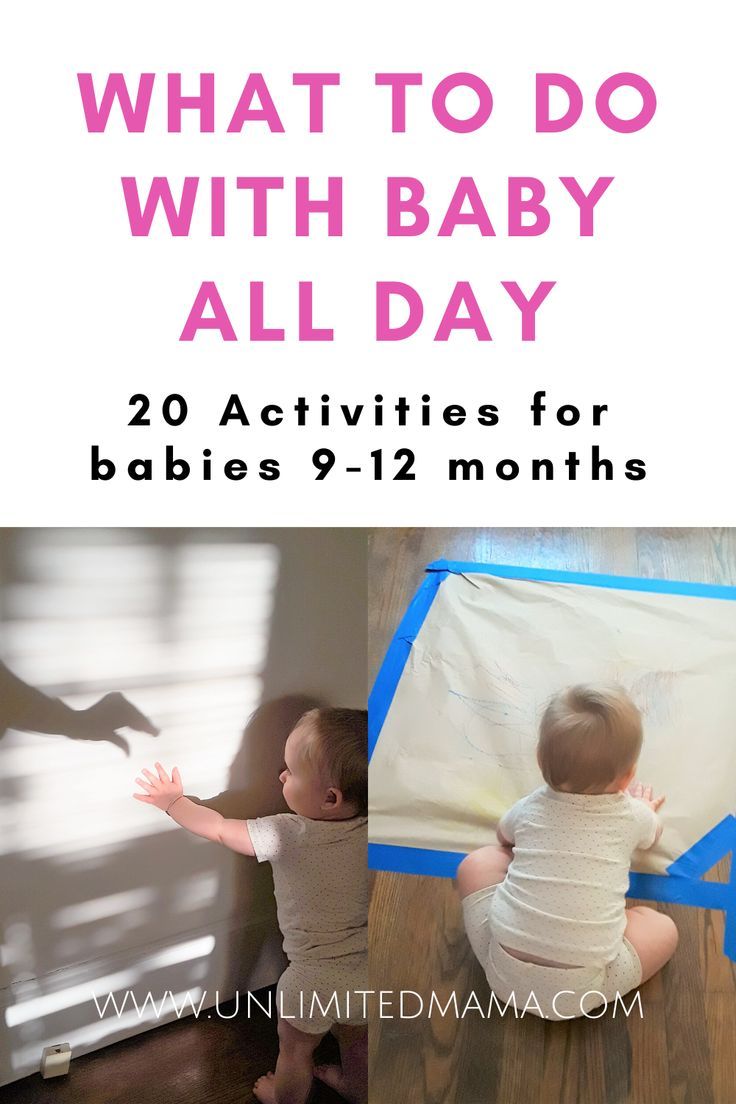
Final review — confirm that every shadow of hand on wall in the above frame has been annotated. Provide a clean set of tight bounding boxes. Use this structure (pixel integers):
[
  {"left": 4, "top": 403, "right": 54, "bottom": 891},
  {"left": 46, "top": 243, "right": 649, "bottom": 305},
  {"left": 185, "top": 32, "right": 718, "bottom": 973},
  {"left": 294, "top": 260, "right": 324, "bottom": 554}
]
[{"left": 0, "top": 661, "right": 159, "bottom": 757}]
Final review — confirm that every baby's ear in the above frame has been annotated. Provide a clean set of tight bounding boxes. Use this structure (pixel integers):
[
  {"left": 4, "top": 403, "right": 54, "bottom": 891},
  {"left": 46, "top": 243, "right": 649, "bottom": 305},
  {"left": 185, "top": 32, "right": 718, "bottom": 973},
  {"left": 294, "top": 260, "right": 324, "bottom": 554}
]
[{"left": 324, "top": 787, "right": 343, "bottom": 808}]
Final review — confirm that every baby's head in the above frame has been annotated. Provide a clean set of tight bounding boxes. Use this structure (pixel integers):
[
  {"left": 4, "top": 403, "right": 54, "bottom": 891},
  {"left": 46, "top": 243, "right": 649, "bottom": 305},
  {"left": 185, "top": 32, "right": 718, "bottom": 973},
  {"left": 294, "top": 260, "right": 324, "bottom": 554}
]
[
  {"left": 279, "top": 707, "right": 368, "bottom": 820},
  {"left": 537, "top": 684, "right": 642, "bottom": 795}
]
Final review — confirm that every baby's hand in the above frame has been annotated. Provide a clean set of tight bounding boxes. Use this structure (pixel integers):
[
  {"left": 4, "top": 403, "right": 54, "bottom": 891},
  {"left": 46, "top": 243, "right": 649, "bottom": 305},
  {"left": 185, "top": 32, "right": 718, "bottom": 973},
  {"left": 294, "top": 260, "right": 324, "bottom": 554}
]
[
  {"left": 627, "top": 780, "right": 665, "bottom": 812},
  {"left": 133, "top": 762, "right": 183, "bottom": 812}
]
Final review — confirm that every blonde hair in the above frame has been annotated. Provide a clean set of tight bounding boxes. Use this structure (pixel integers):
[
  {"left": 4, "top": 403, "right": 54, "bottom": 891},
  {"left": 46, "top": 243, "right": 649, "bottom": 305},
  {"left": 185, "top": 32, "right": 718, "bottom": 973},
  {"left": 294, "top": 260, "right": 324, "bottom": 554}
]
[
  {"left": 299, "top": 707, "right": 368, "bottom": 815},
  {"left": 537, "top": 684, "right": 642, "bottom": 794}
]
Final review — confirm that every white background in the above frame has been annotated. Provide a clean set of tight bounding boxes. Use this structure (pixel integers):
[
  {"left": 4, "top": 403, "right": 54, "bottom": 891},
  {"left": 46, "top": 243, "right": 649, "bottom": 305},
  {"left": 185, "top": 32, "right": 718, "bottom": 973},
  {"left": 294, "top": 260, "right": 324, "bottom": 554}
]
[{"left": 1, "top": 0, "right": 733, "bottom": 526}]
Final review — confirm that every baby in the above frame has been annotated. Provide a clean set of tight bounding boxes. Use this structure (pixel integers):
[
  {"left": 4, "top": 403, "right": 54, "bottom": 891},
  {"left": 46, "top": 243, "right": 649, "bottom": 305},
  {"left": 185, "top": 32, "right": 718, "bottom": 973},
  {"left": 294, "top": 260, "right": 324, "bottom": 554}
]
[
  {"left": 134, "top": 707, "right": 368, "bottom": 1104},
  {"left": 456, "top": 684, "right": 679, "bottom": 1020}
]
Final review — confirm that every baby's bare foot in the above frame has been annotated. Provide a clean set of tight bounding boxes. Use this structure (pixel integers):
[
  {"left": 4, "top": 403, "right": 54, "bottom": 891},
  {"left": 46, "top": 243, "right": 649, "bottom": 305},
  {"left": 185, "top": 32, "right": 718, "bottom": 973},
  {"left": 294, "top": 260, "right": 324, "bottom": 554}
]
[
  {"left": 253, "top": 1070, "right": 277, "bottom": 1104},
  {"left": 314, "top": 1064, "right": 362, "bottom": 1104}
]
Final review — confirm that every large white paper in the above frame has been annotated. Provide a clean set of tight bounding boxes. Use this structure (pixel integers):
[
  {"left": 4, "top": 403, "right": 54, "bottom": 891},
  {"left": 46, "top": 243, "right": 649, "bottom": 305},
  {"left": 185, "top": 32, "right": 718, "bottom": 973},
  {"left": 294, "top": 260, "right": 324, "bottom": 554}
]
[{"left": 369, "top": 570, "right": 736, "bottom": 873}]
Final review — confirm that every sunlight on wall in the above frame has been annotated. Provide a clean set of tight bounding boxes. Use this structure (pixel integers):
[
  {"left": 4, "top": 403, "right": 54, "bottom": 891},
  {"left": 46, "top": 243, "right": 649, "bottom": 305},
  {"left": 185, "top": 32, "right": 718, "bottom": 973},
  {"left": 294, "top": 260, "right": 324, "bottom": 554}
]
[
  {"left": 5, "top": 936, "right": 216, "bottom": 1027},
  {"left": 0, "top": 536, "right": 279, "bottom": 859},
  {"left": 0, "top": 531, "right": 281, "bottom": 1084}
]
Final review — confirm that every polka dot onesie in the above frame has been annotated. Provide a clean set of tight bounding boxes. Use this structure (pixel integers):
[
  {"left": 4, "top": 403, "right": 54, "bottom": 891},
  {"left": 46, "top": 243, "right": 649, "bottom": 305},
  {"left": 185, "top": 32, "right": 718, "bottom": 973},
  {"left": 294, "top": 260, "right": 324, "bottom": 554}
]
[
  {"left": 247, "top": 813, "right": 367, "bottom": 1034},
  {"left": 492, "top": 786, "right": 659, "bottom": 965},
  {"left": 463, "top": 786, "right": 660, "bottom": 1020}
]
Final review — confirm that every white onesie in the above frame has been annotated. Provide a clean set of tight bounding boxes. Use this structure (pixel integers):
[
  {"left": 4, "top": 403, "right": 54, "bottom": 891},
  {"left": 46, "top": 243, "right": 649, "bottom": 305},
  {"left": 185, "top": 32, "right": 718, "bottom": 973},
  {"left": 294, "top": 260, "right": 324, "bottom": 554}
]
[
  {"left": 247, "top": 812, "right": 368, "bottom": 1034},
  {"left": 491, "top": 785, "right": 659, "bottom": 966},
  {"left": 462, "top": 785, "right": 660, "bottom": 1020}
]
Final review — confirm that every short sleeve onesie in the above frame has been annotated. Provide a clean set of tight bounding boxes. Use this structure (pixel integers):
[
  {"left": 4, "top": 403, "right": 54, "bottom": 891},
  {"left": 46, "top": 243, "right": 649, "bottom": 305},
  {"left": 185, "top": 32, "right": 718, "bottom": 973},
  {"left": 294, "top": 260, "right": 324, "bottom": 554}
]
[{"left": 491, "top": 786, "right": 659, "bottom": 967}]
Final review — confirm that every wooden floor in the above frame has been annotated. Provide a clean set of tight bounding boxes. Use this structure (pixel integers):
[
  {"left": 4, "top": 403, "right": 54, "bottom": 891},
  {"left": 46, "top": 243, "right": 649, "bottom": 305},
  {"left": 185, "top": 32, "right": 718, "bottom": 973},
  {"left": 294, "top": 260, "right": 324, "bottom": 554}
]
[
  {"left": 0, "top": 987, "right": 342, "bottom": 1104},
  {"left": 368, "top": 528, "right": 736, "bottom": 1104}
]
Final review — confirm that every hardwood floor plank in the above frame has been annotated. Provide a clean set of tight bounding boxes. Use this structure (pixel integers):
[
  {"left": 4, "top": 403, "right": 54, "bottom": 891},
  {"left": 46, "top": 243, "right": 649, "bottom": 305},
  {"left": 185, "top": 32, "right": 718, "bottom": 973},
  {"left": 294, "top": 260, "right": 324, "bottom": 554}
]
[
  {"left": 661, "top": 900, "right": 716, "bottom": 1104},
  {"left": 705, "top": 993, "right": 736, "bottom": 1104}
]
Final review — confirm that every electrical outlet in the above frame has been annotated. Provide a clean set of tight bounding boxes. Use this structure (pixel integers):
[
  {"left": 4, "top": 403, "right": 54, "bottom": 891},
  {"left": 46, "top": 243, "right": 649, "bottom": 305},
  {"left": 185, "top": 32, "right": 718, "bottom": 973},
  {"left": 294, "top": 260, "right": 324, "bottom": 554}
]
[{"left": 40, "top": 1043, "right": 72, "bottom": 1078}]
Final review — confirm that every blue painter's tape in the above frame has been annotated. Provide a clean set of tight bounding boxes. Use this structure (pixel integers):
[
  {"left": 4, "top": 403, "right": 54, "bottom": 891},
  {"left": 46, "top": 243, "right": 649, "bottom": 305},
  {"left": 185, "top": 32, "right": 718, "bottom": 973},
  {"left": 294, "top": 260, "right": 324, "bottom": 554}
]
[
  {"left": 628, "top": 816, "right": 736, "bottom": 962},
  {"left": 369, "top": 558, "right": 736, "bottom": 959},
  {"left": 427, "top": 559, "right": 736, "bottom": 602},
  {"left": 627, "top": 872, "right": 727, "bottom": 911},
  {"left": 368, "top": 567, "right": 447, "bottom": 759},
  {"left": 632, "top": 814, "right": 736, "bottom": 961},
  {"left": 665, "top": 815, "right": 736, "bottom": 877},
  {"left": 368, "top": 843, "right": 466, "bottom": 879}
]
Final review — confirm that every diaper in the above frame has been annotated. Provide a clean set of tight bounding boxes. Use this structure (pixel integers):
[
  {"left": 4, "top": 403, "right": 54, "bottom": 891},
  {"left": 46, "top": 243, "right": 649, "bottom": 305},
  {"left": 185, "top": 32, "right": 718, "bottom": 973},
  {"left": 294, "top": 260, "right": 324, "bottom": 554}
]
[
  {"left": 462, "top": 886, "right": 642, "bottom": 1021},
  {"left": 276, "top": 951, "right": 368, "bottom": 1034}
]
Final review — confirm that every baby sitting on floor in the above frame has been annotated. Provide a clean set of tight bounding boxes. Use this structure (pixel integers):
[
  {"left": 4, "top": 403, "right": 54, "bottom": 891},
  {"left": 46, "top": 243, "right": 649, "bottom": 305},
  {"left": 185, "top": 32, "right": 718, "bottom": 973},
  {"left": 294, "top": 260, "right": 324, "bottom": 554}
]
[{"left": 456, "top": 684, "right": 678, "bottom": 1020}]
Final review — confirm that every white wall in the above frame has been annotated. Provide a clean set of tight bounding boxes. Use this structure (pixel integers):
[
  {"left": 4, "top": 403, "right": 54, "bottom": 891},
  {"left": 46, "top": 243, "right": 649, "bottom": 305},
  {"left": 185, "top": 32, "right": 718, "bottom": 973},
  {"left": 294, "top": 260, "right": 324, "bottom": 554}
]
[{"left": 0, "top": 529, "right": 366, "bottom": 1085}]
